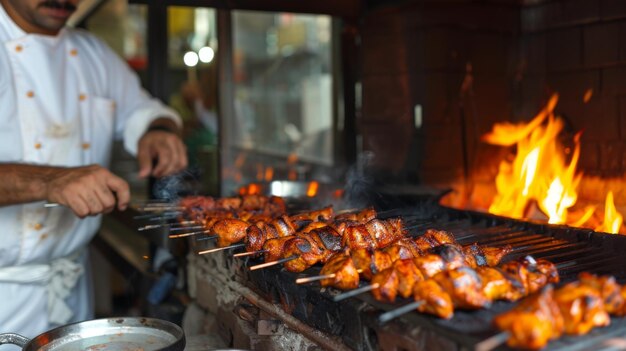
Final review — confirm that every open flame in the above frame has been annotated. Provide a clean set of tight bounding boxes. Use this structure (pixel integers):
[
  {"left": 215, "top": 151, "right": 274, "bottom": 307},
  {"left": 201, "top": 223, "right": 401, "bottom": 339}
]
[{"left": 456, "top": 93, "right": 624, "bottom": 234}]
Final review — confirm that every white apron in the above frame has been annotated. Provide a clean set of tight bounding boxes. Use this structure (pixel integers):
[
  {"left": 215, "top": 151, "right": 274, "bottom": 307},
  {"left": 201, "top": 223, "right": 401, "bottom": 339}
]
[{"left": 0, "top": 28, "right": 112, "bottom": 341}]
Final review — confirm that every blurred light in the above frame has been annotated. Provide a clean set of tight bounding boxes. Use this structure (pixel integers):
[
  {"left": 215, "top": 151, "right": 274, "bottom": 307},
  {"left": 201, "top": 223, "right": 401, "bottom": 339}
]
[
  {"left": 183, "top": 51, "right": 199, "bottom": 67},
  {"left": 199, "top": 46, "right": 215, "bottom": 63}
]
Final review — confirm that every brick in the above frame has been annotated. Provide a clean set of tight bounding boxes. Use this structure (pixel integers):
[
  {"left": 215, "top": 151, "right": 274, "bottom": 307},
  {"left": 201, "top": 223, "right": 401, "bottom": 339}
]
[
  {"left": 360, "top": 123, "right": 413, "bottom": 172},
  {"left": 601, "top": 0, "right": 626, "bottom": 20},
  {"left": 518, "top": 34, "right": 547, "bottom": 75},
  {"left": 403, "top": 3, "right": 520, "bottom": 33},
  {"left": 471, "top": 74, "right": 515, "bottom": 133},
  {"left": 523, "top": 0, "right": 600, "bottom": 32},
  {"left": 599, "top": 141, "right": 625, "bottom": 174},
  {"left": 413, "top": 72, "right": 456, "bottom": 125},
  {"left": 557, "top": 95, "right": 620, "bottom": 142},
  {"left": 421, "top": 28, "right": 452, "bottom": 70},
  {"left": 620, "top": 23, "right": 626, "bottom": 62},
  {"left": 516, "top": 74, "right": 549, "bottom": 118},
  {"left": 362, "top": 33, "right": 408, "bottom": 75},
  {"left": 547, "top": 27, "right": 582, "bottom": 71},
  {"left": 361, "top": 7, "right": 405, "bottom": 36},
  {"left": 584, "top": 22, "right": 621, "bottom": 67},
  {"left": 578, "top": 140, "right": 600, "bottom": 172},
  {"left": 362, "top": 74, "right": 411, "bottom": 123},
  {"left": 602, "top": 66, "right": 626, "bottom": 95},
  {"left": 546, "top": 70, "right": 600, "bottom": 102},
  {"left": 619, "top": 96, "right": 626, "bottom": 139},
  {"left": 471, "top": 33, "right": 515, "bottom": 75}
]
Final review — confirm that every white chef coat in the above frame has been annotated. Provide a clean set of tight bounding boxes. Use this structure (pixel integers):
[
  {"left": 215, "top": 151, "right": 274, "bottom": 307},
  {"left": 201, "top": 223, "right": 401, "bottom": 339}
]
[{"left": 0, "top": 4, "right": 181, "bottom": 341}]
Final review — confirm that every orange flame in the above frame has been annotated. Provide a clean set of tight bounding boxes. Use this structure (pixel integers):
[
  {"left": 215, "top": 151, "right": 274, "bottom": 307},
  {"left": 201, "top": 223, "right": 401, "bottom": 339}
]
[
  {"left": 264, "top": 167, "right": 274, "bottom": 182},
  {"left": 596, "top": 192, "right": 623, "bottom": 234},
  {"left": 481, "top": 93, "right": 623, "bottom": 233}
]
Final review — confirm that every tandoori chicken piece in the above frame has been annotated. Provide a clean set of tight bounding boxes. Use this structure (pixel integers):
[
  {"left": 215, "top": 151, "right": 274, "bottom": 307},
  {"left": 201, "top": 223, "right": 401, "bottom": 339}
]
[
  {"left": 462, "top": 243, "right": 512, "bottom": 267},
  {"left": 372, "top": 259, "right": 425, "bottom": 302},
  {"left": 351, "top": 248, "right": 393, "bottom": 280},
  {"left": 245, "top": 214, "right": 297, "bottom": 252},
  {"left": 334, "top": 207, "right": 377, "bottom": 223},
  {"left": 411, "top": 279, "right": 454, "bottom": 319},
  {"left": 319, "top": 254, "right": 360, "bottom": 290},
  {"left": 476, "top": 266, "right": 523, "bottom": 301},
  {"left": 493, "top": 285, "right": 564, "bottom": 350},
  {"left": 212, "top": 218, "right": 249, "bottom": 247},
  {"left": 413, "top": 229, "right": 460, "bottom": 254},
  {"left": 432, "top": 267, "right": 491, "bottom": 310},
  {"left": 263, "top": 235, "right": 296, "bottom": 262},
  {"left": 341, "top": 218, "right": 405, "bottom": 250},
  {"left": 289, "top": 206, "right": 334, "bottom": 224},
  {"left": 414, "top": 244, "right": 468, "bottom": 278},
  {"left": 553, "top": 281, "right": 610, "bottom": 335},
  {"left": 578, "top": 272, "right": 625, "bottom": 316}
]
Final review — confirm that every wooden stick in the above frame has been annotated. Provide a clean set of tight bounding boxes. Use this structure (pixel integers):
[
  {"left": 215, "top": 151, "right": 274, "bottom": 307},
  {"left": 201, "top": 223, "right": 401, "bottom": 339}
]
[
  {"left": 378, "top": 300, "right": 424, "bottom": 324},
  {"left": 333, "top": 283, "right": 380, "bottom": 302},
  {"left": 198, "top": 243, "right": 245, "bottom": 255},
  {"left": 296, "top": 273, "right": 336, "bottom": 284},
  {"left": 233, "top": 250, "right": 267, "bottom": 258},
  {"left": 168, "top": 230, "right": 211, "bottom": 238},
  {"left": 296, "top": 269, "right": 363, "bottom": 284},
  {"left": 249, "top": 256, "right": 298, "bottom": 271},
  {"left": 474, "top": 331, "right": 510, "bottom": 351}
]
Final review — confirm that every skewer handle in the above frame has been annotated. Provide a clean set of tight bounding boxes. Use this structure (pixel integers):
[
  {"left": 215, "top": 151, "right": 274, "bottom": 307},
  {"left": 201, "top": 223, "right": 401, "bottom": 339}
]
[
  {"left": 333, "top": 283, "right": 379, "bottom": 302},
  {"left": 234, "top": 250, "right": 267, "bottom": 258},
  {"left": 169, "top": 230, "right": 211, "bottom": 238},
  {"left": 296, "top": 273, "right": 336, "bottom": 284},
  {"left": 378, "top": 300, "right": 424, "bottom": 324},
  {"left": 475, "top": 331, "right": 510, "bottom": 351},
  {"left": 249, "top": 256, "right": 298, "bottom": 271},
  {"left": 198, "top": 243, "right": 245, "bottom": 255}
]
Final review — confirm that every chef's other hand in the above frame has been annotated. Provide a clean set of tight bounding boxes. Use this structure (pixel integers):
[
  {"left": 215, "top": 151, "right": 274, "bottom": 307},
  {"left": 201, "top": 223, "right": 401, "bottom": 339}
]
[
  {"left": 46, "top": 165, "right": 130, "bottom": 218},
  {"left": 137, "top": 120, "right": 188, "bottom": 178}
]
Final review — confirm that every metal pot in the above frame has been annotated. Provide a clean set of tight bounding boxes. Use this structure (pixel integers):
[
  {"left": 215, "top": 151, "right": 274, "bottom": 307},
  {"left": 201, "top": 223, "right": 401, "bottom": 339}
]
[{"left": 0, "top": 317, "right": 185, "bottom": 350}]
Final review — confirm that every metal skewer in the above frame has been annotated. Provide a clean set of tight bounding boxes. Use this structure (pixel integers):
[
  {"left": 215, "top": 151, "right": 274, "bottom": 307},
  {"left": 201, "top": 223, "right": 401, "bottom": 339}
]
[
  {"left": 44, "top": 202, "right": 61, "bottom": 208},
  {"left": 169, "top": 225, "right": 205, "bottom": 231},
  {"left": 198, "top": 243, "right": 245, "bottom": 255},
  {"left": 333, "top": 283, "right": 380, "bottom": 302},
  {"left": 234, "top": 250, "right": 267, "bottom": 258},
  {"left": 249, "top": 256, "right": 298, "bottom": 271},
  {"left": 378, "top": 300, "right": 425, "bottom": 324}
]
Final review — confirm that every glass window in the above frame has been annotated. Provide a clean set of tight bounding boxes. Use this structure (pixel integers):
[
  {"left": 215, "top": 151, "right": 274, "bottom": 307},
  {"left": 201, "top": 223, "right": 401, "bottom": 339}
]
[
  {"left": 166, "top": 7, "right": 219, "bottom": 195},
  {"left": 224, "top": 11, "right": 334, "bottom": 192}
]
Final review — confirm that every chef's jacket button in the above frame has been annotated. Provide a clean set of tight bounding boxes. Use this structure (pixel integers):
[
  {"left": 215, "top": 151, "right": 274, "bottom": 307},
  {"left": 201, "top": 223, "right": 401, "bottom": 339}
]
[
  {"left": 82, "top": 142, "right": 91, "bottom": 150},
  {"left": 15, "top": 45, "right": 22, "bottom": 52},
  {"left": 26, "top": 91, "right": 34, "bottom": 98},
  {"left": 34, "top": 143, "right": 42, "bottom": 149},
  {"left": 79, "top": 94, "right": 87, "bottom": 101},
  {"left": 33, "top": 223, "right": 43, "bottom": 230},
  {"left": 70, "top": 49, "right": 78, "bottom": 56}
]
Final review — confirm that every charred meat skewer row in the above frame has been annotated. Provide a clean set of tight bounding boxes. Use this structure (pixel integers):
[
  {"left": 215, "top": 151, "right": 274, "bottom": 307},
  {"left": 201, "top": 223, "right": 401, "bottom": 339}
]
[
  {"left": 378, "top": 256, "right": 559, "bottom": 322},
  {"left": 491, "top": 272, "right": 626, "bottom": 350}
]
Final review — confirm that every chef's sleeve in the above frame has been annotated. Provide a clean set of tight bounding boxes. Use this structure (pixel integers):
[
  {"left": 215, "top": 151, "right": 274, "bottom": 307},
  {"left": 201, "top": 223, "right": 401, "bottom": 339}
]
[{"left": 94, "top": 38, "right": 182, "bottom": 156}]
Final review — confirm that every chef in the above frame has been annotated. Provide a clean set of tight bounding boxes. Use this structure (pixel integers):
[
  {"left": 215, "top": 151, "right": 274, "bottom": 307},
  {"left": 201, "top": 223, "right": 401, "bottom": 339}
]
[{"left": 0, "top": 0, "right": 188, "bottom": 342}]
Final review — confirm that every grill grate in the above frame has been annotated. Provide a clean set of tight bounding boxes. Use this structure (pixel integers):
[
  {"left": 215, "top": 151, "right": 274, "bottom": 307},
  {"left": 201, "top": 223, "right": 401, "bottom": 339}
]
[{"left": 199, "top": 198, "right": 626, "bottom": 351}]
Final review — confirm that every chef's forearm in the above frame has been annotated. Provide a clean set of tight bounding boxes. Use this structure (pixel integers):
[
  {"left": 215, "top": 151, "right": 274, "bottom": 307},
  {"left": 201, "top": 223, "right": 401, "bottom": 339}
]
[{"left": 0, "top": 164, "right": 54, "bottom": 205}]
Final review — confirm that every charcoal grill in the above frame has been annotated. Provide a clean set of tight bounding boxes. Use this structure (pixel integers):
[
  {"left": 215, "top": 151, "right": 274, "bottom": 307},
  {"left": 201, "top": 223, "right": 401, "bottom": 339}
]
[{"left": 187, "top": 194, "right": 626, "bottom": 351}]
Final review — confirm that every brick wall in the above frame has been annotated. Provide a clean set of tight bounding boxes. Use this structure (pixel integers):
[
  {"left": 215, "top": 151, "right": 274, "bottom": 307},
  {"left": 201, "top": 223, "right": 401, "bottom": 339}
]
[{"left": 358, "top": 0, "right": 626, "bottom": 186}]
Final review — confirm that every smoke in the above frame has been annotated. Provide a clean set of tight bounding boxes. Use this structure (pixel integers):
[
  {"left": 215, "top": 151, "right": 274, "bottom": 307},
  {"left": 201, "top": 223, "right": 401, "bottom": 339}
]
[
  {"left": 342, "top": 151, "right": 376, "bottom": 209},
  {"left": 152, "top": 169, "right": 198, "bottom": 201}
]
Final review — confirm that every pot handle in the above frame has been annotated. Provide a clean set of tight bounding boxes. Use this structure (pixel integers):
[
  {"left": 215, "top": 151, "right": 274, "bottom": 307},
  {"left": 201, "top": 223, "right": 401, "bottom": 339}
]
[{"left": 0, "top": 333, "right": 29, "bottom": 347}]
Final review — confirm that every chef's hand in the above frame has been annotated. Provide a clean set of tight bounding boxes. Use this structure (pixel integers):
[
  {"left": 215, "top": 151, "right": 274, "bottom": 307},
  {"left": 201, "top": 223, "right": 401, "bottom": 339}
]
[
  {"left": 46, "top": 165, "right": 130, "bottom": 218},
  {"left": 137, "top": 119, "right": 188, "bottom": 178}
]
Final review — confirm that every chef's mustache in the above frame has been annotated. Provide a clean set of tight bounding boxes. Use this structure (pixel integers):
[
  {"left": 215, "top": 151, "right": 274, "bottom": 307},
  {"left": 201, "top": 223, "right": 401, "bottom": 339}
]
[{"left": 39, "top": 1, "right": 77, "bottom": 11}]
